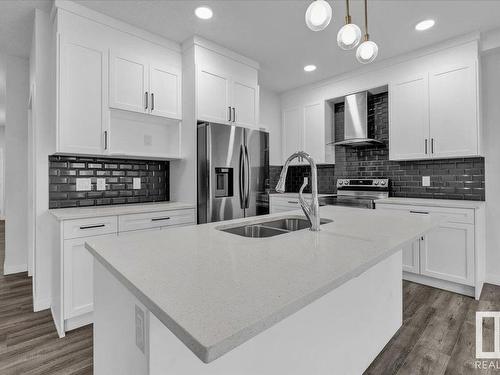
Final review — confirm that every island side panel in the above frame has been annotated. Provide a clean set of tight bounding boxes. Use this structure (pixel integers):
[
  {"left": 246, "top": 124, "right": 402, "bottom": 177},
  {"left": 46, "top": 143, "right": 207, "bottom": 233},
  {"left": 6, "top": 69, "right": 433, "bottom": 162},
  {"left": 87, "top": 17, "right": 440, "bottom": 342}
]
[
  {"left": 149, "top": 251, "right": 403, "bottom": 375},
  {"left": 93, "top": 259, "right": 149, "bottom": 375}
]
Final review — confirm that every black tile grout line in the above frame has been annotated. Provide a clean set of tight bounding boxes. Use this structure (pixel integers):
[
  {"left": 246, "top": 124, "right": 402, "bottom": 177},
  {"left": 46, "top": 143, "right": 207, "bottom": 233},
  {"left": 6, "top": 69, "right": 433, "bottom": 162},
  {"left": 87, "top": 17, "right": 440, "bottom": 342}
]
[{"left": 270, "top": 92, "right": 485, "bottom": 201}]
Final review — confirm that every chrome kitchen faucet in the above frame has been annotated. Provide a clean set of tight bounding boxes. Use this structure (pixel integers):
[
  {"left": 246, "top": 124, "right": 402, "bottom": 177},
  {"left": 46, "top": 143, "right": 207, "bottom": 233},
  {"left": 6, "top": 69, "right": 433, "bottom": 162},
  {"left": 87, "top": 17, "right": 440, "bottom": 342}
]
[{"left": 275, "top": 151, "right": 321, "bottom": 231}]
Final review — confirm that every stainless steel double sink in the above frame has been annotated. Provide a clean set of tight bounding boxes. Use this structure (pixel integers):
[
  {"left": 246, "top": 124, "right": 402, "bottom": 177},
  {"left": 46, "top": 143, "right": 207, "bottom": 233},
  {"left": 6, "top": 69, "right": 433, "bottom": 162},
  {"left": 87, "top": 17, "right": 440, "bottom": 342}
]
[{"left": 218, "top": 216, "right": 332, "bottom": 238}]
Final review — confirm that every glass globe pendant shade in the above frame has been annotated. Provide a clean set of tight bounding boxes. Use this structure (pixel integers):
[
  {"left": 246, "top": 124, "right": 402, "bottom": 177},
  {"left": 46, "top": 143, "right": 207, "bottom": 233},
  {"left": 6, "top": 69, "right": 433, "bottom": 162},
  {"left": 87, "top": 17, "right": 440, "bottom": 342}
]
[
  {"left": 305, "top": 0, "right": 332, "bottom": 31},
  {"left": 356, "top": 40, "right": 378, "bottom": 64},
  {"left": 337, "top": 23, "right": 362, "bottom": 50}
]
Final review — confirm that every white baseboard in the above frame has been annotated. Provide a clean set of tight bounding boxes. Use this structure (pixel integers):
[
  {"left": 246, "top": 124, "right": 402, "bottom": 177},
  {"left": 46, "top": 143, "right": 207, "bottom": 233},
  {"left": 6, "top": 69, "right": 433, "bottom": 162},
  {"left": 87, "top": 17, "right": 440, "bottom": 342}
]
[
  {"left": 3, "top": 263, "right": 28, "bottom": 275},
  {"left": 403, "top": 272, "right": 476, "bottom": 298},
  {"left": 485, "top": 273, "right": 500, "bottom": 286},
  {"left": 34, "top": 296, "right": 51, "bottom": 312}
]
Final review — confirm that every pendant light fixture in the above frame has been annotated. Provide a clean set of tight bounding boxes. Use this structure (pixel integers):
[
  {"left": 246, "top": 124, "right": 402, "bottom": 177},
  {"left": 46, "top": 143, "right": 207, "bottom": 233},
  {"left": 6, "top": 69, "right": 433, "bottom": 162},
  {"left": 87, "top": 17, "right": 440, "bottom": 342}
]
[
  {"left": 305, "top": 0, "right": 333, "bottom": 32},
  {"left": 356, "top": 0, "right": 378, "bottom": 64},
  {"left": 337, "top": 0, "right": 361, "bottom": 50}
]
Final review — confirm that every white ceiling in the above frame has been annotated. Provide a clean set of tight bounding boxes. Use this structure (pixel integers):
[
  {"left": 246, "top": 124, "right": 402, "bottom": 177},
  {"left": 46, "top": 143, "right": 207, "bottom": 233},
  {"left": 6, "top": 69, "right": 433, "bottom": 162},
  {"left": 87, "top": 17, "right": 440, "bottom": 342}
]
[{"left": 1, "top": 1, "right": 500, "bottom": 93}]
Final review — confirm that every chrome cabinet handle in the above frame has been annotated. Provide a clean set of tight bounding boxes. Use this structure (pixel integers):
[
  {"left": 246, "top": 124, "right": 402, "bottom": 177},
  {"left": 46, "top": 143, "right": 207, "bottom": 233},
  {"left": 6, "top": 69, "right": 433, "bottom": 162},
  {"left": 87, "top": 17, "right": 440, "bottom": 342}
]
[
  {"left": 151, "top": 93, "right": 154, "bottom": 111},
  {"left": 410, "top": 210, "right": 429, "bottom": 215},
  {"left": 228, "top": 106, "right": 232, "bottom": 122},
  {"left": 232, "top": 107, "right": 236, "bottom": 123},
  {"left": 244, "top": 145, "right": 250, "bottom": 208},
  {"left": 424, "top": 139, "right": 428, "bottom": 154},
  {"left": 431, "top": 138, "right": 434, "bottom": 154},
  {"left": 287, "top": 201, "right": 299, "bottom": 204},
  {"left": 80, "top": 224, "right": 105, "bottom": 230},
  {"left": 104, "top": 131, "right": 108, "bottom": 150},
  {"left": 151, "top": 217, "right": 170, "bottom": 222},
  {"left": 239, "top": 145, "right": 245, "bottom": 209},
  {"left": 145, "top": 91, "right": 148, "bottom": 110}
]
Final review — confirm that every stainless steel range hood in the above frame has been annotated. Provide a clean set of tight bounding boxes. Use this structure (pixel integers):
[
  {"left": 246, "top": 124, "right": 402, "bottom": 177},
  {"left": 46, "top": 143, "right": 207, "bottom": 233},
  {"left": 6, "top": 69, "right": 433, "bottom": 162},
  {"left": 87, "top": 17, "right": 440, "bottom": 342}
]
[{"left": 330, "top": 91, "right": 384, "bottom": 147}]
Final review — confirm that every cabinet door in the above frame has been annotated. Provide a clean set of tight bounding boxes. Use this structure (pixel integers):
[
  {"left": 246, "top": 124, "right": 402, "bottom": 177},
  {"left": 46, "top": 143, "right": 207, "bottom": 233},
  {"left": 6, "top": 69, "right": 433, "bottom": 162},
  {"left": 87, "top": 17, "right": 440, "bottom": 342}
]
[
  {"left": 282, "top": 107, "right": 302, "bottom": 165},
  {"left": 402, "top": 238, "right": 420, "bottom": 274},
  {"left": 420, "top": 223, "right": 475, "bottom": 286},
  {"left": 429, "top": 63, "right": 478, "bottom": 158},
  {"left": 389, "top": 75, "right": 429, "bottom": 160},
  {"left": 303, "top": 102, "right": 325, "bottom": 164},
  {"left": 59, "top": 36, "right": 108, "bottom": 155},
  {"left": 149, "top": 64, "right": 182, "bottom": 119},
  {"left": 63, "top": 234, "right": 116, "bottom": 319},
  {"left": 232, "top": 80, "right": 258, "bottom": 128},
  {"left": 109, "top": 51, "right": 148, "bottom": 114},
  {"left": 197, "top": 67, "right": 231, "bottom": 123}
]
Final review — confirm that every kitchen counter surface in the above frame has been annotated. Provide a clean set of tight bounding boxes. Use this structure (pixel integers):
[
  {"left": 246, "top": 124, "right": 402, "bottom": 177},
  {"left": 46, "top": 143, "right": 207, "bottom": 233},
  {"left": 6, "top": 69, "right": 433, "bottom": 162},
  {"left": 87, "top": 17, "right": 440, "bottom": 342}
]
[
  {"left": 268, "top": 192, "right": 335, "bottom": 198},
  {"left": 85, "top": 206, "right": 438, "bottom": 363},
  {"left": 49, "top": 201, "right": 196, "bottom": 221},
  {"left": 375, "top": 197, "right": 485, "bottom": 209}
]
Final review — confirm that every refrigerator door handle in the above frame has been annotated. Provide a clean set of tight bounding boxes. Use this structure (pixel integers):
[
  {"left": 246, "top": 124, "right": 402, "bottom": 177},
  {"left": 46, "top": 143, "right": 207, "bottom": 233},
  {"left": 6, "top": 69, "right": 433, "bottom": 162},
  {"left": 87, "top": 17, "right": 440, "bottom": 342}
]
[
  {"left": 244, "top": 145, "right": 250, "bottom": 208},
  {"left": 239, "top": 145, "right": 245, "bottom": 209}
]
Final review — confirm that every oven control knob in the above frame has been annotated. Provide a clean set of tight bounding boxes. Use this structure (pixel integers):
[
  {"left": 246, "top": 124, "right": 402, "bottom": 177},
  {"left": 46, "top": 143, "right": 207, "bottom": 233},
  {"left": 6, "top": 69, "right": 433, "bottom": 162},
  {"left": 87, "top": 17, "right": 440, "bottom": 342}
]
[
  {"left": 338, "top": 180, "right": 343, "bottom": 186},
  {"left": 381, "top": 180, "right": 387, "bottom": 186},
  {"left": 344, "top": 180, "right": 349, "bottom": 185},
  {"left": 374, "top": 180, "right": 379, "bottom": 185}
]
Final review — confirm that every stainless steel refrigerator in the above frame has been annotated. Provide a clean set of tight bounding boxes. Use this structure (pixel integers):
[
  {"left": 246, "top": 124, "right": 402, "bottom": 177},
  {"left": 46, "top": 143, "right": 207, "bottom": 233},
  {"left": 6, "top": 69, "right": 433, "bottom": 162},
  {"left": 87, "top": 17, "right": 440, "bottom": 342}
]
[{"left": 197, "top": 122, "right": 269, "bottom": 224}]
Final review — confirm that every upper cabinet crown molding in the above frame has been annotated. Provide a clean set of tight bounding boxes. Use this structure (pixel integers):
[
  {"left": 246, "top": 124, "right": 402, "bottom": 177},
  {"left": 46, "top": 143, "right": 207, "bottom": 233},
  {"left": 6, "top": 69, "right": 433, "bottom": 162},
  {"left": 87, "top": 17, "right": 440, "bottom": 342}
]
[
  {"left": 182, "top": 36, "right": 259, "bottom": 70},
  {"left": 53, "top": 0, "right": 181, "bottom": 53}
]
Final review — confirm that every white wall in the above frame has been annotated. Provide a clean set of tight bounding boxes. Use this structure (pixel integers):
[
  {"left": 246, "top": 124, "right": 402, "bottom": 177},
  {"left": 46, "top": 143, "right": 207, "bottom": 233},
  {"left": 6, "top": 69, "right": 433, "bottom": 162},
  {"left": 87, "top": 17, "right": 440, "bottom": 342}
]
[
  {"left": 0, "top": 126, "right": 5, "bottom": 219},
  {"left": 259, "top": 87, "right": 281, "bottom": 165},
  {"left": 4, "top": 54, "right": 29, "bottom": 274},
  {"left": 482, "top": 48, "right": 500, "bottom": 285}
]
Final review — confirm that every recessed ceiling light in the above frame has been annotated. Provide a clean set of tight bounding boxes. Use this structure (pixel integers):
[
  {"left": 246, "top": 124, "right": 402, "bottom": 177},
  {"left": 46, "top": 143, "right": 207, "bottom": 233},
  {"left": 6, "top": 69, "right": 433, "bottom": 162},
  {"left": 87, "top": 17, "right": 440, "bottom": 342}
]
[
  {"left": 195, "top": 6, "right": 213, "bottom": 20},
  {"left": 304, "top": 65, "right": 317, "bottom": 72},
  {"left": 415, "top": 19, "right": 435, "bottom": 31}
]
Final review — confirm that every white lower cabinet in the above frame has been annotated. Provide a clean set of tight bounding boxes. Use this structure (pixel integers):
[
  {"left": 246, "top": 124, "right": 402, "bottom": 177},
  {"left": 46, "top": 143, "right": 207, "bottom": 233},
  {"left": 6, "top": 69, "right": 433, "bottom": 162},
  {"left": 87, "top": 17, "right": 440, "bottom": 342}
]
[
  {"left": 376, "top": 201, "right": 483, "bottom": 298},
  {"left": 56, "top": 208, "right": 196, "bottom": 335},
  {"left": 63, "top": 234, "right": 116, "bottom": 322}
]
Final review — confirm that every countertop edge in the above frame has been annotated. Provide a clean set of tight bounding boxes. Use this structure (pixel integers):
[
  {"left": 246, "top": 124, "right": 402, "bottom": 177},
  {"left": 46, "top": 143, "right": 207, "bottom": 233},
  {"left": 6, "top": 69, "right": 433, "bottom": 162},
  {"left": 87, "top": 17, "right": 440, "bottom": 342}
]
[
  {"left": 85, "top": 218, "right": 438, "bottom": 364},
  {"left": 375, "top": 197, "right": 485, "bottom": 209}
]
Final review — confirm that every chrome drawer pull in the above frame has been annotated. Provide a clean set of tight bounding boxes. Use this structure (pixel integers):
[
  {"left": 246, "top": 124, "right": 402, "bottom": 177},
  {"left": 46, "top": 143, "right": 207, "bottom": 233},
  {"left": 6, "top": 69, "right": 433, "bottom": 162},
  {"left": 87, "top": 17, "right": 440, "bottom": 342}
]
[
  {"left": 410, "top": 210, "right": 429, "bottom": 215},
  {"left": 151, "top": 217, "right": 170, "bottom": 222},
  {"left": 80, "top": 224, "right": 106, "bottom": 230},
  {"left": 287, "top": 201, "right": 299, "bottom": 204}
]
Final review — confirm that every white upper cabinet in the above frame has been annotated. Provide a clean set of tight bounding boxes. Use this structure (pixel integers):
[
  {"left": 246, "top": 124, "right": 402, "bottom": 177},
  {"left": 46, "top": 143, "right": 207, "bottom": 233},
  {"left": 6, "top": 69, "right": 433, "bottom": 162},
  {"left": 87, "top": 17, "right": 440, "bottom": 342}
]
[
  {"left": 109, "top": 52, "right": 148, "bottom": 114},
  {"left": 282, "top": 107, "right": 302, "bottom": 165},
  {"left": 282, "top": 101, "right": 330, "bottom": 164},
  {"left": 389, "top": 75, "right": 429, "bottom": 160},
  {"left": 58, "top": 35, "right": 109, "bottom": 155},
  {"left": 389, "top": 59, "right": 480, "bottom": 161},
  {"left": 429, "top": 63, "right": 478, "bottom": 158},
  {"left": 149, "top": 63, "right": 182, "bottom": 119},
  {"left": 193, "top": 40, "right": 260, "bottom": 129},
  {"left": 197, "top": 67, "right": 231, "bottom": 124},
  {"left": 232, "top": 80, "right": 259, "bottom": 128},
  {"left": 109, "top": 50, "right": 182, "bottom": 120}
]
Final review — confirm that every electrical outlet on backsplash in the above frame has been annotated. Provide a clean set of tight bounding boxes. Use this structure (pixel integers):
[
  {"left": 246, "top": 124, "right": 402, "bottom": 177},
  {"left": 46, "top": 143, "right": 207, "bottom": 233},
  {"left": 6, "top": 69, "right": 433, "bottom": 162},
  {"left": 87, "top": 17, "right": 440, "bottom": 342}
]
[
  {"left": 48, "top": 155, "right": 170, "bottom": 208},
  {"left": 271, "top": 92, "right": 485, "bottom": 201}
]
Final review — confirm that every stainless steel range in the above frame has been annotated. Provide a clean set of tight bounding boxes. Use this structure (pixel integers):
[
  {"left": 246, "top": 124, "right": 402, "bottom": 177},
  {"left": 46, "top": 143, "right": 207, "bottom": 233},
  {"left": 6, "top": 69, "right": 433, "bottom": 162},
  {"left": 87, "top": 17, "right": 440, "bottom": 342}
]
[{"left": 321, "top": 178, "right": 389, "bottom": 209}]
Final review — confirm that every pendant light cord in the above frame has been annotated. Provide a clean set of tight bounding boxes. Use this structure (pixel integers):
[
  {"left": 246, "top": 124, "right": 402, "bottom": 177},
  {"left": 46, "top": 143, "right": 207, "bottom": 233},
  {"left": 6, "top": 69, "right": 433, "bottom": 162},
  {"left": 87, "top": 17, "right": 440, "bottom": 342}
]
[
  {"left": 364, "top": 0, "right": 369, "bottom": 40},
  {"left": 345, "top": 0, "right": 351, "bottom": 24}
]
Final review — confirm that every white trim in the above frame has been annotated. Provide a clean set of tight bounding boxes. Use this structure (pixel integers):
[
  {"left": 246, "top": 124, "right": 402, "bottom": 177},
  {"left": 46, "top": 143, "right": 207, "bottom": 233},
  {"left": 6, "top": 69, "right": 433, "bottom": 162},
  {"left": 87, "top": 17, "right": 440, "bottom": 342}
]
[
  {"left": 481, "top": 27, "right": 500, "bottom": 53},
  {"left": 51, "top": 306, "right": 66, "bottom": 338},
  {"left": 281, "top": 32, "right": 480, "bottom": 98},
  {"left": 486, "top": 273, "right": 500, "bottom": 287},
  {"left": 183, "top": 36, "right": 260, "bottom": 70},
  {"left": 34, "top": 296, "right": 51, "bottom": 312},
  {"left": 3, "top": 263, "right": 28, "bottom": 275},
  {"left": 403, "top": 271, "right": 476, "bottom": 298},
  {"left": 64, "top": 311, "right": 93, "bottom": 332},
  {"left": 53, "top": 0, "right": 181, "bottom": 53}
]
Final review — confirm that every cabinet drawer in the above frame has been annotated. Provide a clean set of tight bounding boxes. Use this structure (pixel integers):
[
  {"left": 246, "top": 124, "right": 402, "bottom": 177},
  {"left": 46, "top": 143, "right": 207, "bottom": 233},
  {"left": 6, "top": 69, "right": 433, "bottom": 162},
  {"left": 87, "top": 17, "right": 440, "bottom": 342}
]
[
  {"left": 375, "top": 203, "right": 474, "bottom": 224},
  {"left": 118, "top": 209, "right": 195, "bottom": 232},
  {"left": 63, "top": 216, "right": 118, "bottom": 240}
]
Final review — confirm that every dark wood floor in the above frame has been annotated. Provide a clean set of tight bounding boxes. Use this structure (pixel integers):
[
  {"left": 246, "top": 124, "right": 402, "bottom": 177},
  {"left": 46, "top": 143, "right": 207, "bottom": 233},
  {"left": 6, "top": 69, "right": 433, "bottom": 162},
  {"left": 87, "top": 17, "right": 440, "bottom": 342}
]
[
  {"left": 0, "top": 221, "right": 93, "bottom": 374},
  {"left": 0, "top": 220, "right": 498, "bottom": 374}
]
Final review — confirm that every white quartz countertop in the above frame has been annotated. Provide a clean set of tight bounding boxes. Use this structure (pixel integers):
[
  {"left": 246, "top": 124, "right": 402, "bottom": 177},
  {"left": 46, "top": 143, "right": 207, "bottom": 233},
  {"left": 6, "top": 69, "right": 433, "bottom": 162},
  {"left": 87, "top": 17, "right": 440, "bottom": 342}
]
[
  {"left": 269, "top": 193, "right": 335, "bottom": 198},
  {"left": 375, "top": 197, "right": 485, "bottom": 209},
  {"left": 49, "top": 201, "right": 195, "bottom": 221},
  {"left": 85, "top": 206, "right": 438, "bottom": 363}
]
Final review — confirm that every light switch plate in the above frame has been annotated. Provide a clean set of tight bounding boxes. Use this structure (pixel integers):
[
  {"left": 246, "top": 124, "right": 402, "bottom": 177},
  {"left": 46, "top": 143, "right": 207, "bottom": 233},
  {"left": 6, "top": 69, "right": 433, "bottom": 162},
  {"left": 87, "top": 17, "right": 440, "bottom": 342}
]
[
  {"left": 133, "top": 177, "right": 141, "bottom": 190},
  {"left": 76, "top": 178, "right": 91, "bottom": 191},
  {"left": 96, "top": 178, "right": 106, "bottom": 191},
  {"left": 422, "top": 176, "right": 431, "bottom": 187}
]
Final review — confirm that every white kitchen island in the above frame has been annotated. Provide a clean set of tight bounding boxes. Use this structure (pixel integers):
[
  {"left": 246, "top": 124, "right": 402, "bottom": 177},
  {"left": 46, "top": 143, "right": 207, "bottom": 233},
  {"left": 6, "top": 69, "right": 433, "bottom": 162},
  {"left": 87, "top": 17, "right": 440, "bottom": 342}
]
[{"left": 85, "top": 206, "right": 438, "bottom": 375}]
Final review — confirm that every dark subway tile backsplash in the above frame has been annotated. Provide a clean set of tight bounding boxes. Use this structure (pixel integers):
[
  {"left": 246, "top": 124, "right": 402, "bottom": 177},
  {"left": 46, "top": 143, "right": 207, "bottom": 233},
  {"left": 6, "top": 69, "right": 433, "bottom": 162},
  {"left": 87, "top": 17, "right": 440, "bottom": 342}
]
[
  {"left": 49, "top": 155, "right": 169, "bottom": 209},
  {"left": 272, "top": 91, "right": 485, "bottom": 201}
]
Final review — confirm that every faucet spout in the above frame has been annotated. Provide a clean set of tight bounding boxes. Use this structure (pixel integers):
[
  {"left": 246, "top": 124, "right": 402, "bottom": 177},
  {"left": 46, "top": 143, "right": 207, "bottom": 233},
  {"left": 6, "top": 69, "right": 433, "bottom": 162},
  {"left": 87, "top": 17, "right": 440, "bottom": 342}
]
[{"left": 275, "top": 151, "right": 321, "bottom": 231}]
